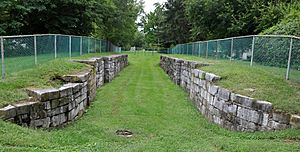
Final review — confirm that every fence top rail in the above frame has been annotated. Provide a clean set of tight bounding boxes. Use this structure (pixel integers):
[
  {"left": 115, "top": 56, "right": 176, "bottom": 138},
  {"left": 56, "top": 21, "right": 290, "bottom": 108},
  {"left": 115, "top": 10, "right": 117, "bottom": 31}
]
[
  {"left": 0, "top": 34, "right": 105, "bottom": 41},
  {"left": 172, "top": 34, "right": 300, "bottom": 48}
]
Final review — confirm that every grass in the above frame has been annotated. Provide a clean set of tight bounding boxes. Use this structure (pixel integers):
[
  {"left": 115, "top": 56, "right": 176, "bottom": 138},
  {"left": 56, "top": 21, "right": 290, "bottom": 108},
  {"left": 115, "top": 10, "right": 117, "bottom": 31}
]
[
  {"left": 168, "top": 54, "right": 300, "bottom": 114},
  {"left": 0, "top": 53, "right": 299, "bottom": 151},
  {"left": 0, "top": 59, "right": 89, "bottom": 107},
  {"left": 0, "top": 52, "right": 120, "bottom": 107}
]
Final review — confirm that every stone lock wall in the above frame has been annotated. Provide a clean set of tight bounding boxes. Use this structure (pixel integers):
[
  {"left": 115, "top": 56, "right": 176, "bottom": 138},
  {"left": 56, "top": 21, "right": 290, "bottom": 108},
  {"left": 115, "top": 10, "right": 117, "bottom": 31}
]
[
  {"left": 103, "top": 55, "right": 128, "bottom": 83},
  {"left": 0, "top": 54, "right": 128, "bottom": 128},
  {"left": 160, "top": 56, "right": 300, "bottom": 132}
]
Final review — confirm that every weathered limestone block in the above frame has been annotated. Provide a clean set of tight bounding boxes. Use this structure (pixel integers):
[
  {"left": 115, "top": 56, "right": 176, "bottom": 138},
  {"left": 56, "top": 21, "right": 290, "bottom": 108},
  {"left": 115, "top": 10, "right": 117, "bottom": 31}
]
[
  {"left": 14, "top": 101, "right": 38, "bottom": 115},
  {"left": 267, "top": 120, "right": 289, "bottom": 130},
  {"left": 51, "top": 113, "right": 67, "bottom": 127},
  {"left": 217, "top": 88, "right": 230, "bottom": 101},
  {"left": 252, "top": 100, "right": 273, "bottom": 112},
  {"left": 272, "top": 112, "right": 291, "bottom": 124},
  {"left": 30, "top": 117, "right": 50, "bottom": 128},
  {"left": 0, "top": 105, "right": 17, "bottom": 120},
  {"left": 237, "top": 107, "right": 260, "bottom": 123},
  {"left": 290, "top": 115, "right": 300, "bottom": 127},
  {"left": 231, "top": 93, "right": 254, "bottom": 107},
  {"left": 223, "top": 103, "right": 237, "bottom": 115},
  {"left": 59, "top": 84, "right": 74, "bottom": 98},
  {"left": 27, "top": 88, "right": 60, "bottom": 102},
  {"left": 208, "top": 84, "right": 219, "bottom": 95},
  {"left": 239, "top": 118, "right": 257, "bottom": 131},
  {"left": 205, "top": 73, "right": 221, "bottom": 82},
  {"left": 48, "top": 105, "right": 68, "bottom": 117},
  {"left": 213, "top": 98, "right": 225, "bottom": 110}
]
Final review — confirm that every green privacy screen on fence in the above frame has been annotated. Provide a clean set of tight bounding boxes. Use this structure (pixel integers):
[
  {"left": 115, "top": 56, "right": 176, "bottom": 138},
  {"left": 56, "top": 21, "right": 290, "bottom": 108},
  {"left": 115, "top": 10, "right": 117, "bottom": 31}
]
[
  {"left": 168, "top": 35, "right": 300, "bottom": 82},
  {"left": 0, "top": 34, "right": 121, "bottom": 79}
]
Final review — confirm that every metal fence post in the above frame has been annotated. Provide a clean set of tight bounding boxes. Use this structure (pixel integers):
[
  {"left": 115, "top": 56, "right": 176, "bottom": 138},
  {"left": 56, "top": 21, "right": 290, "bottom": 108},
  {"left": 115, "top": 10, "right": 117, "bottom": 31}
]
[
  {"left": 199, "top": 42, "right": 201, "bottom": 57},
  {"left": 216, "top": 40, "right": 219, "bottom": 59},
  {"left": 54, "top": 35, "right": 57, "bottom": 58},
  {"left": 1, "top": 37, "right": 5, "bottom": 79},
  {"left": 34, "top": 36, "right": 37, "bottom": 65},
  {"left": 94, "top": 39, "right": 96, "bottom": 53},
  {"left": 80, "top": 36, "right": 83, "bottom": 55},
  {"left": 100, "top": 40, "right": 102, "bottom": 53},
  {"left": 286, "top": 37, "right": 293, "bottom": 80},
  {"left": 230, "top": 38, "right": 233, "bottom": 61},
  {"left": 87, "top": 38, "right": 90, "bottom": 53},
  {"left": 69, "top": 36, "right": 72, "bottom": 58},
  {"left": 206, "top": 41, "right": 208, "bottom": 58},
  {"left": 192, "top": 43, "right": 194, "bottom": 56},
  {"left": 250, "top": 36, "right": 255, "bottom": 66}
]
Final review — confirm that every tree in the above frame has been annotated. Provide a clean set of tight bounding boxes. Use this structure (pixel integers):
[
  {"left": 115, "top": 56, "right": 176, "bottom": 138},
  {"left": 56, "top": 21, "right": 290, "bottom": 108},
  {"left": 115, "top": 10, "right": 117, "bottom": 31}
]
[
  {"left": 143, "top": 0, "right": 191, "bottom": 48},
  {"left": 0, "top": 0, "right": 143, "bottom": 47}
]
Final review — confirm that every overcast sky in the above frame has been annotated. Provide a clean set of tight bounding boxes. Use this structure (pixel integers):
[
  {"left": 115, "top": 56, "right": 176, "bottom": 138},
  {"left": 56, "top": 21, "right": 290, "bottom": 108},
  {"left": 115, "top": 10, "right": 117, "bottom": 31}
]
[{"left": 144, "top": 0, "right": 167, "bottom": 13}]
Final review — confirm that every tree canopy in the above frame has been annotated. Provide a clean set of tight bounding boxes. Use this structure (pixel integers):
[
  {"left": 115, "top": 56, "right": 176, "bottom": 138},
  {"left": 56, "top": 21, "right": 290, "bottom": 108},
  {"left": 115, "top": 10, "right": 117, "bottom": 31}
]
[
  {"left": 0, "top": 0, "right": 144, "bottom": 47},
  {"left": 143, "top": 0, "right": 299, "bottom": 48}
]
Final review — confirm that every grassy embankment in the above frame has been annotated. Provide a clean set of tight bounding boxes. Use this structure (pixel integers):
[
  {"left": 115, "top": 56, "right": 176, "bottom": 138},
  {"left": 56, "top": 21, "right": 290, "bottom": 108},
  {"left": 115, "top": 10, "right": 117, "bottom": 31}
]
[{"left": 168, "top": 54, "right": 300, "bottom": 113}]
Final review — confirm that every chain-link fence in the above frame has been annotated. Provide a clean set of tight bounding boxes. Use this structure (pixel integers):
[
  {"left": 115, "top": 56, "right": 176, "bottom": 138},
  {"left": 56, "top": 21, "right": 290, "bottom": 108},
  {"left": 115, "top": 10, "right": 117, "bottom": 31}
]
[
  {"left": 0, "top": 34, "right": 121, "bottom": 79},
  {"left": 167, "top": 35, "right": 300, "bottom": 82}
]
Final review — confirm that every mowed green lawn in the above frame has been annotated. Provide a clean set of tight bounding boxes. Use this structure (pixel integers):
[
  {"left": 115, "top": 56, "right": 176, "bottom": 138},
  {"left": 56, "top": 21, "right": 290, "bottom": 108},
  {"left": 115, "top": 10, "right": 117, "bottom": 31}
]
[
  {"left": 0, "top": 53, "right": 299, "bottom": 151},
  {"left": 168, "top": 54, "right": 300, "bottom": 114}
]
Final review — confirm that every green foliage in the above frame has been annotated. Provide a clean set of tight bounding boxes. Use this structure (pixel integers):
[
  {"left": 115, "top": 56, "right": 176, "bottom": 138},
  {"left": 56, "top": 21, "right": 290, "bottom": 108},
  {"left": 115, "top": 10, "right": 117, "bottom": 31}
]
[
  {"left": 262, "top": 2, "right": 300, "bottom": 36},
  {"left": 256, "top": 1, "right": 300, "bottom": 70},
  {"left": 185, "top": 0, "right": 289, "bottom": 40},
  {"left": 143, "top": 3, "right": 165, "bottom": 48},
  {"left": 132, "top": 31, "right": 145, "bottom": 47},
  {"left": 0, "top": 0, "right": 143, "bottom": 47},
  {"left": 143, "top": 0, "right": 191, "bottom": 48},
  {"left": 144, "top": 0, "right": 298, "bottom": 48}
]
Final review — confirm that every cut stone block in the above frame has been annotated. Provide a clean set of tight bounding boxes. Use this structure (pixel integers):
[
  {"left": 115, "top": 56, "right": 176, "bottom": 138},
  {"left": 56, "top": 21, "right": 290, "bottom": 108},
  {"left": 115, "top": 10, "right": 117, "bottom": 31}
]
[
  {"left": 290, "top": 115, "right": 300, "bottom": 127},
  {"left": 26, "top": 88, "right": 60, "bottom": 102},
  {"left": 0, "top": 105, "right": 17, "bottom": 120},
  {"left": 217, "top": 88, "right": 230, "bottom": 101},
  {"left": 208, "top": 84, "right": 219, "bottom": 95},
  {"left": 272, "top": 112, "right": 291, "bottom": 124},
  {"left": 231, "top": 94, "right": 254, "bottom": 107},
  {"left": 252, "top": 100, "right": 273, "bottom": 112},
  {"left": 205, "top": 73, "right": 221, "bottom": 82}
]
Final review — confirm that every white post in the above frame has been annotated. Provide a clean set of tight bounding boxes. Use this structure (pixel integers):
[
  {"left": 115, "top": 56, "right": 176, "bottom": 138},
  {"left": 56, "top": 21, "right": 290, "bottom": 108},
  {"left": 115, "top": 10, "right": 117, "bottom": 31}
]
[
  {"left": 206, "top": 42, "right": 208, "bottom": 58},
  {"left": 34, "top": 36, "right": 37, "bottom": 65},
  {"left": 94, "top": 39, "right": 96, "bottom": 53},
  {"left": 198, "top": 42, "right": 201, "bottom": 57},
  {"left": 230, "top": 38, "right": 233, "bottom": 61},
  {"left": 87, "top": 38, "right": 90, "bottom": 53},
  {"left": 216, "top": 40, "right": 219, "bottom": 59},
  {"left": 69, "top": 36, "right": 72, "bottom": 58},
  {"left": 250, "top": 36, "right": 255, "bottom": 66},
  {"left": 80, "top": 36, "right": 83, "bottom": 55},
  {"left": 54, "top": 35, "right": 57, "bottom": 58},
  {"left": 286, "top": 38, "right": 293, "bottom": 80},
  {"left": 100, "top": 40, "right": 102, "bottom": 53},
  {"left": 192, "top": 43, "right": 194, "bottom": 56},
  {"left": 1, "top": 37, "right": 5, "bottom": 79}
]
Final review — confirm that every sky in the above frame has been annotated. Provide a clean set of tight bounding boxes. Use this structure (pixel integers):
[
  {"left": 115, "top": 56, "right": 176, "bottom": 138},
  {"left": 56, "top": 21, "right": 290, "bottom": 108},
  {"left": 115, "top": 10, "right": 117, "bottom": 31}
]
[{"left": 144, "top": 0, "right": 167, "bottom": 13}]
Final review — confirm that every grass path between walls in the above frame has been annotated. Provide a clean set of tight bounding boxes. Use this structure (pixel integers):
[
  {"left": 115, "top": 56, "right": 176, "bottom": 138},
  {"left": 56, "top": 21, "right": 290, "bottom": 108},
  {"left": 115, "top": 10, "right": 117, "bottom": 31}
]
[{"left": 0, "top": 53, "right": 299, "bottom": 151}]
